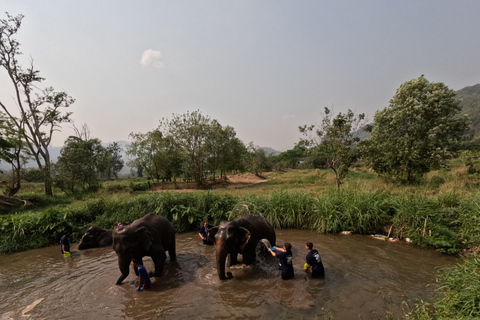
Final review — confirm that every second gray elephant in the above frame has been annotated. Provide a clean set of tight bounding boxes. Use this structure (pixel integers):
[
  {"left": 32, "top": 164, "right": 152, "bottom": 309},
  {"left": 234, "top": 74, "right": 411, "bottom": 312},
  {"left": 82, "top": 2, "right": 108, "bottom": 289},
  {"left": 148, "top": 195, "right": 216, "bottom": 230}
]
[
  {"left": 208, "top": 214, "right": 276, "bottom": 280},
  {"left": 78, "top": 226, "right": 113, "bottom": 250},
  {"left": 112, "top": 213, "right": 176, "bottom": 285}
]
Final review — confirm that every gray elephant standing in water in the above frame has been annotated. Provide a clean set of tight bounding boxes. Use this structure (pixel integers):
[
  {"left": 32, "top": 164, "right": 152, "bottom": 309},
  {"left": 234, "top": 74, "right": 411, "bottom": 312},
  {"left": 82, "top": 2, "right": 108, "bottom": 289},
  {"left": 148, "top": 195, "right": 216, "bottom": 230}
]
[
  {"left": 78, "top": 226, "right": 113, "bottom": 250},
  {"left": 208, "top": 214, "right": 276, "bottom": 280},
  {"left": 112, "top": 213, "right": 176, "bottom": 285}
]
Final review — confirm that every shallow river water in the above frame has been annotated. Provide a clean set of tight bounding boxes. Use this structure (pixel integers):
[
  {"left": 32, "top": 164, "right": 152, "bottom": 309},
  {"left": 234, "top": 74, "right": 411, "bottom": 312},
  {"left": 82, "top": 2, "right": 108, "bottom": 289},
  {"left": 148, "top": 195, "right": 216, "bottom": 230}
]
[{"left": 0, "top": 229, "right": 456, "bottom": 320}]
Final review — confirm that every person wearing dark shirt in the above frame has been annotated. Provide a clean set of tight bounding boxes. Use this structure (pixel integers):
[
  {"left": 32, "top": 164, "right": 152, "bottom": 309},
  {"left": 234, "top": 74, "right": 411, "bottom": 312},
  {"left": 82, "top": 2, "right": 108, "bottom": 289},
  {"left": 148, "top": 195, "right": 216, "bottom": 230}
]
[
  {"left": 268, "top": 242, "right": 294, "bottom": 280},
  {"left": 132, "top": 258, "right": 151, "bottom": 291},
  {"left": 60, "top": 231, "right": 70, "bottom": 255},
  {"left": 304, "top": 242, "right": 325, "bottom": 278},
  {"left": 198, "top": 220, "right": 214, "bottom": 245}
]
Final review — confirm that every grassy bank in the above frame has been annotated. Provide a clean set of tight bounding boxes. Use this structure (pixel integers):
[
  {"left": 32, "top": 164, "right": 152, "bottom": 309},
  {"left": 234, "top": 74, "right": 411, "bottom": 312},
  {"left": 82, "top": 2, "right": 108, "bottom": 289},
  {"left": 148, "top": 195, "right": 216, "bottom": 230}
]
[{"left": 2, "top": 188, "right": 479, "bottom": 255}]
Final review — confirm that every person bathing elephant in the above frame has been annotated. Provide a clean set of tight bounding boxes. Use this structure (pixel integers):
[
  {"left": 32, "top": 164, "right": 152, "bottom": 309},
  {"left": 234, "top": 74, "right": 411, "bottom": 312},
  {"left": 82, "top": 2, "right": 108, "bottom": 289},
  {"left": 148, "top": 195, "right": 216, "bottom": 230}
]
[
  {"left": 207, "top": 214, "right": 276, "bottom": 280},
  {"left": 78, "top": 226, "right": 113, "bottom": 250},
  {"left": 112, "top": 213, "right": 176, "bottom": 285}
]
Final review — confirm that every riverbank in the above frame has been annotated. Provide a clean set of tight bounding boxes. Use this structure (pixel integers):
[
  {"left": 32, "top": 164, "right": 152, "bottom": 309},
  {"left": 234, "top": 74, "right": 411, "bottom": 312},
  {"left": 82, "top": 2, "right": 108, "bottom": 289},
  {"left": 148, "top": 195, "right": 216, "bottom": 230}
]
[{"left": 2, "top": 189, "right": 480, "bottom": 255}]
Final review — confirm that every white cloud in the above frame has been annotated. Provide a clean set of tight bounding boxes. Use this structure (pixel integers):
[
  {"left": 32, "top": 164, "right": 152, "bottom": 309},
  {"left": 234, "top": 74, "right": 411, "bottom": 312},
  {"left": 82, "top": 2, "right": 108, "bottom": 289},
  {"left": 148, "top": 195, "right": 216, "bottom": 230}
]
[{"left": 141, "top": 49, "right": 164, "bottom": 68}]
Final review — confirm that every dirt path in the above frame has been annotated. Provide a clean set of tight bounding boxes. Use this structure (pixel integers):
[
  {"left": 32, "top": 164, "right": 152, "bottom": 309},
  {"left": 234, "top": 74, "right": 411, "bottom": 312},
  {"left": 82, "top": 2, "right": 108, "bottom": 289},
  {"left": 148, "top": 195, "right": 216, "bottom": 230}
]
[{"left": 150, "top": 173, "right": 267, "bottom": 192}]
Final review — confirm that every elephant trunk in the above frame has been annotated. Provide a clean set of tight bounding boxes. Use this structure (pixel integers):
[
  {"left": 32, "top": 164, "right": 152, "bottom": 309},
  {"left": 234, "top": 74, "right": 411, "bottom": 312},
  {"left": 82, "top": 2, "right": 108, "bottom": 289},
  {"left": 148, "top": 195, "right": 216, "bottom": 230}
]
[{"left": 216, "top": 245, "right": 233, "bottom": 280}]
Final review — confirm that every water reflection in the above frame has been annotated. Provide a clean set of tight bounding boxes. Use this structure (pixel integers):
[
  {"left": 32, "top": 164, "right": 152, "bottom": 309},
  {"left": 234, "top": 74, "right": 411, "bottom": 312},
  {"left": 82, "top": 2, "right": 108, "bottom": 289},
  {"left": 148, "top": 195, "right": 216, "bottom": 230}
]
[{"left": 0, "top": 229, "right": 457, "bottom": 320}]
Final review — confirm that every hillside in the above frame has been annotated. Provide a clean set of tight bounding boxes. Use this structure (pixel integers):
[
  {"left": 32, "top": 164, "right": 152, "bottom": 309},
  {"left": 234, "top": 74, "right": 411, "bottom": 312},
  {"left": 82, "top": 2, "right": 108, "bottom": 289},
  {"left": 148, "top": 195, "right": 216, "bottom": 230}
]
[{"left": 456, "top": 83, "right": 480, "bottom": 138}]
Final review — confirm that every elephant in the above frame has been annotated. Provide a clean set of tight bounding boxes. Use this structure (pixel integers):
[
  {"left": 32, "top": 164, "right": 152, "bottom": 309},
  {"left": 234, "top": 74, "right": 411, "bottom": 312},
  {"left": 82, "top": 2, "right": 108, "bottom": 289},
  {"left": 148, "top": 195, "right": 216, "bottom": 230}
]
[
  {"left": 208, "top": 214, "right": 276, "bottom": 280},
  {"left": 112, "top": 213, "right": 176, "bottom": 285},
  {"left": 78, "top": 226, "right": 113, "bottom": 250}
]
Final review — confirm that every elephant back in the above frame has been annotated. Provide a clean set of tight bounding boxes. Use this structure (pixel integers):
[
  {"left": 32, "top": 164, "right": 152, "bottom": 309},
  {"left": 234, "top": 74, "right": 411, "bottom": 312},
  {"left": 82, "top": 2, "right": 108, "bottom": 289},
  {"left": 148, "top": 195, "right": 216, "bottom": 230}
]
[{"left": 115, "top": 213, "right": 175, "bottom": 251}]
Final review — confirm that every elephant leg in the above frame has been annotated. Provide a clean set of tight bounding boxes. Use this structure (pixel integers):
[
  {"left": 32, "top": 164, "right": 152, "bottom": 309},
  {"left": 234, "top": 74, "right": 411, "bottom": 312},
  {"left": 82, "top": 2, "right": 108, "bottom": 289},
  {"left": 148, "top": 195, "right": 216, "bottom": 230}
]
[
  {"left": 116, "top": 256, "right": 131, "bottom": 285},
  {"left": 151, "top": 251, "right": 167, "bottom": 277},
  {"left": 168, "top": 238, "right": 176, "bottom": 261},
  {"left": 229, "top": 250, "right": 239, "bottom": 266},
  {"left": 243, "top": 250, "right": 257, "bottom": 265}
]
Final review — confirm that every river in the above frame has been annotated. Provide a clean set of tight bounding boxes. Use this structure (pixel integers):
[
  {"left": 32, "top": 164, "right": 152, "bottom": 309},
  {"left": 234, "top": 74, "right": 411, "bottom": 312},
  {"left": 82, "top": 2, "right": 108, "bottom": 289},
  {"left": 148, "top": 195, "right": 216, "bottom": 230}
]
[{"left": 0, "top": 229, "right": 456, "bottom": 319}]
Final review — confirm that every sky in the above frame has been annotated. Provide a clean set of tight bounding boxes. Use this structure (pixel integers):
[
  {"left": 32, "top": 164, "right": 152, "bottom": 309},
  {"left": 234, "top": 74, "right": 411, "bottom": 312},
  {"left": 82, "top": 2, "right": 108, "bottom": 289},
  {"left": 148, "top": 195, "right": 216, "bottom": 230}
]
[{"left": 1, "top": 1, "right": 480, "bottom": 151}]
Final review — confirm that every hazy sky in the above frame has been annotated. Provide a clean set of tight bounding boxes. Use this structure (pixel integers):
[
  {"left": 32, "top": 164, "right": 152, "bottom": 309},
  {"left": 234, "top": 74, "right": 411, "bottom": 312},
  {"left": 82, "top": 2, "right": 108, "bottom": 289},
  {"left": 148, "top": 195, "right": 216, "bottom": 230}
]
[{"left": 2, "top": 1, "right": 480, "bottom": 151}]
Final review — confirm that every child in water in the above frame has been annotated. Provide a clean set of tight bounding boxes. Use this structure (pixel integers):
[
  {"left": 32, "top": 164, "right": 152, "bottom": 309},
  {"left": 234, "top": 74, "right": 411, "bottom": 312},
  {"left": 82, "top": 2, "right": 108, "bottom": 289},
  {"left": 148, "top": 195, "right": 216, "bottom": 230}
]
[{"left": 132, "top": 258, "right": 151, "bottom": 291}]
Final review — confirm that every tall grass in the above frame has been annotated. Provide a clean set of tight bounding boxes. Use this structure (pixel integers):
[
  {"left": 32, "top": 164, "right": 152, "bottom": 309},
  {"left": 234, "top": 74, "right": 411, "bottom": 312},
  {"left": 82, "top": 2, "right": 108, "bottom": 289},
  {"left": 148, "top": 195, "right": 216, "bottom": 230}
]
[
  {"left": 406, "top": 255, "right": 480, "bottom": 320},
  {"left": 2, "top": 188, "right": 480, "bottom": 254}
]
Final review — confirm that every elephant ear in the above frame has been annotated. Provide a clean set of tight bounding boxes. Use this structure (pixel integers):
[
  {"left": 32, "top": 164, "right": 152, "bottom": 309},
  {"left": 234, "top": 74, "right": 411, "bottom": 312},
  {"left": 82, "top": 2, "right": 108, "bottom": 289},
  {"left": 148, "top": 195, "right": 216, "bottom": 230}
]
[
  {"left": 207, "top": 226, "right": 218, "bottom": 243},
  {"left": 137, "top": 227, "right": 153, "bottom": 251},
  {"left": 238, "top": 227, "right": 251, "bottom": 252}
]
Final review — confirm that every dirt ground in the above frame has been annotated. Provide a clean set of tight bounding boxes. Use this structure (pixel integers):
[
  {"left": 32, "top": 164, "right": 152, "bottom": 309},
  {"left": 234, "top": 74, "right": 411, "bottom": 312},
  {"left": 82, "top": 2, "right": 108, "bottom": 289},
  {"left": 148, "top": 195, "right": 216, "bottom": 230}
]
[{"left": 150, "top": 173, "right": 267, "bottom": 192}]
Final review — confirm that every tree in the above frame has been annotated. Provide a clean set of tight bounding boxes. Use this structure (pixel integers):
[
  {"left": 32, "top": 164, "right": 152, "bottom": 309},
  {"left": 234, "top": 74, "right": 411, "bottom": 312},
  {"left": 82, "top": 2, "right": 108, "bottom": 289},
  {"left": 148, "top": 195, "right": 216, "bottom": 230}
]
[
  {"left": 205, "top": 122, "right": 246, "bottom": 181},
  {"left": 271, "top": 146, "right": 307, "bottom": 170},
  {"left": 0, "top": 113, "right": 32, "bottom": 195},
  {"left": 54, "top": 136, "right": 106, "bottom": 193},
  {"left": 361, "top": 76, "right": 470, "bottom": 182},
  {"left": 299, "top": 107, "right": 367, "bottom": 189},
  {"left": 126, "top": 130, "right": 181, "bottom": 182},
  {"left": 160, "top": 110, "right": 212, "bottom": 185},
  {"left": 245, "top": 143, "right": 270, "bottom": 176},
  {"left": 0, "top": 13, "right": 74, "bottom": 196},
  {"left": 104, "top": 142, "right": 124, "bottom": 179}
]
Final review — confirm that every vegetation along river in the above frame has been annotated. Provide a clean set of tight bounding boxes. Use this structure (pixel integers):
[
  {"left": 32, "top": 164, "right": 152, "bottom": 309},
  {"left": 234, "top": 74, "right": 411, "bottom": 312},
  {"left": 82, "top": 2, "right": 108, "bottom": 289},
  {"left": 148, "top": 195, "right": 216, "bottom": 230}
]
[{"left": 0, "top": 229, "right": 456, "bottom": 320}]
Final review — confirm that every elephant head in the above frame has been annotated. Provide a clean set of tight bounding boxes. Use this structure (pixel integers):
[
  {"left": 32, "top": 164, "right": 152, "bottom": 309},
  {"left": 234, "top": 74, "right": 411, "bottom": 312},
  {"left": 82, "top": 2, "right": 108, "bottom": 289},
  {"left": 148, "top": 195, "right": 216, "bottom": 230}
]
[
  {"left": 208, "top": 220, "right": 251, "bottom": 280},
  {"left": 78, "top": 226, "right": 113, "bottom": 250},
  {"left": 112, "top": 226, "right": 155, "bottom": 285}
]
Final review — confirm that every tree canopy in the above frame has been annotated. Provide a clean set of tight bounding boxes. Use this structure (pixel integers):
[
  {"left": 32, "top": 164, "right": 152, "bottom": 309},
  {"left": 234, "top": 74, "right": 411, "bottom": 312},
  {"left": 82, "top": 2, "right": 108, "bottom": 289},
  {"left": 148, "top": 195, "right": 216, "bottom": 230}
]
[
  {"left": 361, "top": 76, "right": 470, "bottom": 181},
  {"left": 299, "top": 107, "right": 367, "bottom": 189}
]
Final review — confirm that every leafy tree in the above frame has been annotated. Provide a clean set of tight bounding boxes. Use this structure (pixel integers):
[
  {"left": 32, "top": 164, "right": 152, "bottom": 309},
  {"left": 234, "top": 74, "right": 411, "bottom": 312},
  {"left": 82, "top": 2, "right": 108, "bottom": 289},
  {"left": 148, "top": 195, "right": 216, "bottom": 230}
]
[
  {"left": 54, "top": 136, "right": 106, "bottom": 193},
  {"left": 0, "top": 114, "right": 32, "bottom": 195},
  {"left": 245, "top": 143, "right": 270, "bottom": 176},
  {"left": 126, "top": 130, "right": 181, "bottom": 182},
  {"left": 159, "top": 110, "right": 245, "bottom": 185},
  {"left": 0, "top": 13, "right": 74, "bottom": 196},
  {"left": 0, "top": 134, "right": 13, "bottom": 166},
  {"left": 299, "top": 107, "right": 367, "bottom": 189},
  {"left": 361, "top": 76, "right": 470, "bottom": 182},
  {"left": 271, "top": 146, "right": 307, "bottom": 170},
  {"left": 103, "top": 142, "right": 124, "bottom": 179},
  {"left": 205, "top": 122, "right": 246, "bottom": 181},
  {"left": 160, "top": 110, "right": 211, "bottom": 185}
]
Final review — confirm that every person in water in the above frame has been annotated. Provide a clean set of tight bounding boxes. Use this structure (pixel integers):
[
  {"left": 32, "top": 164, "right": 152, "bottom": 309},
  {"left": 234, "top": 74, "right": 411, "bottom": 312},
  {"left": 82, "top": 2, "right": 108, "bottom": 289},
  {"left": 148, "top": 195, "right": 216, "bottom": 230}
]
[
  {"left": 60, "top": 231, "right": 70, "bottom": 255},
  {"left": 268, "top": 242, "right": 294, "bottom": 280},
  {"left": 132, "top": 258, "right": 151, "bottom": 291},
  {"left": 198, "top": 220, "right": 214, "bottom": 245},
  {"left": 304, "top": 242, "right": 325, "bottom": 278}
]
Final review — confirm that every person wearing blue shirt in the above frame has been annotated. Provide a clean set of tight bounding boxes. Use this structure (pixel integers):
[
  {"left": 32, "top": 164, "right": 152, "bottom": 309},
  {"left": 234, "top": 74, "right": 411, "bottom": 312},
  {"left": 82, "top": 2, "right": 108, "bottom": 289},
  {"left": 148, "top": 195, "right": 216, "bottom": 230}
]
[
  {"left": 268, "top": 242, "right": 294, "bottom": 280},
  {"left": 304, "top": 242, "right": 325, "bottom": 278},
  {"left": 132, "top": 258, "right": 151, "bottom": 290}
]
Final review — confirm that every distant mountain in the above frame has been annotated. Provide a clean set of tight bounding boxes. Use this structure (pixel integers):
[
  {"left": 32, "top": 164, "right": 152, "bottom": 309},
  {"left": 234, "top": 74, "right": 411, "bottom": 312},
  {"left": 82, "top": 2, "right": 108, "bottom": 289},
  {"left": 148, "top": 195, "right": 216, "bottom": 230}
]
[
  {"left": 456, "top": 84, "right": 480, "bottom": 138},
  {"left": 262, "top": 147, "right": 281, "bottom": 156}
]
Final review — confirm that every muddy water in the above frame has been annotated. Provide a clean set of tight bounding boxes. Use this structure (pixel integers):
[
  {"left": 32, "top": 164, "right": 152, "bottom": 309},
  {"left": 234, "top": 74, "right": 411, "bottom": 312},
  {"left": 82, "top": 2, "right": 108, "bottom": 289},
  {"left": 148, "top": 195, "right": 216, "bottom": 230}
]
[{"left": 0, "top": 230, "right": 456, "bottom": 320}]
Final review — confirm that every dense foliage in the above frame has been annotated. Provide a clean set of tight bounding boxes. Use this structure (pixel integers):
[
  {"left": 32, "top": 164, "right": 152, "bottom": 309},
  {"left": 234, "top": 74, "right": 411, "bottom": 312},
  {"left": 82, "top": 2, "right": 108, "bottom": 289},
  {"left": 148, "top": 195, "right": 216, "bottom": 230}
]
[{"left": 362, "top": 76, "right": 470, "bottom": 182}]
